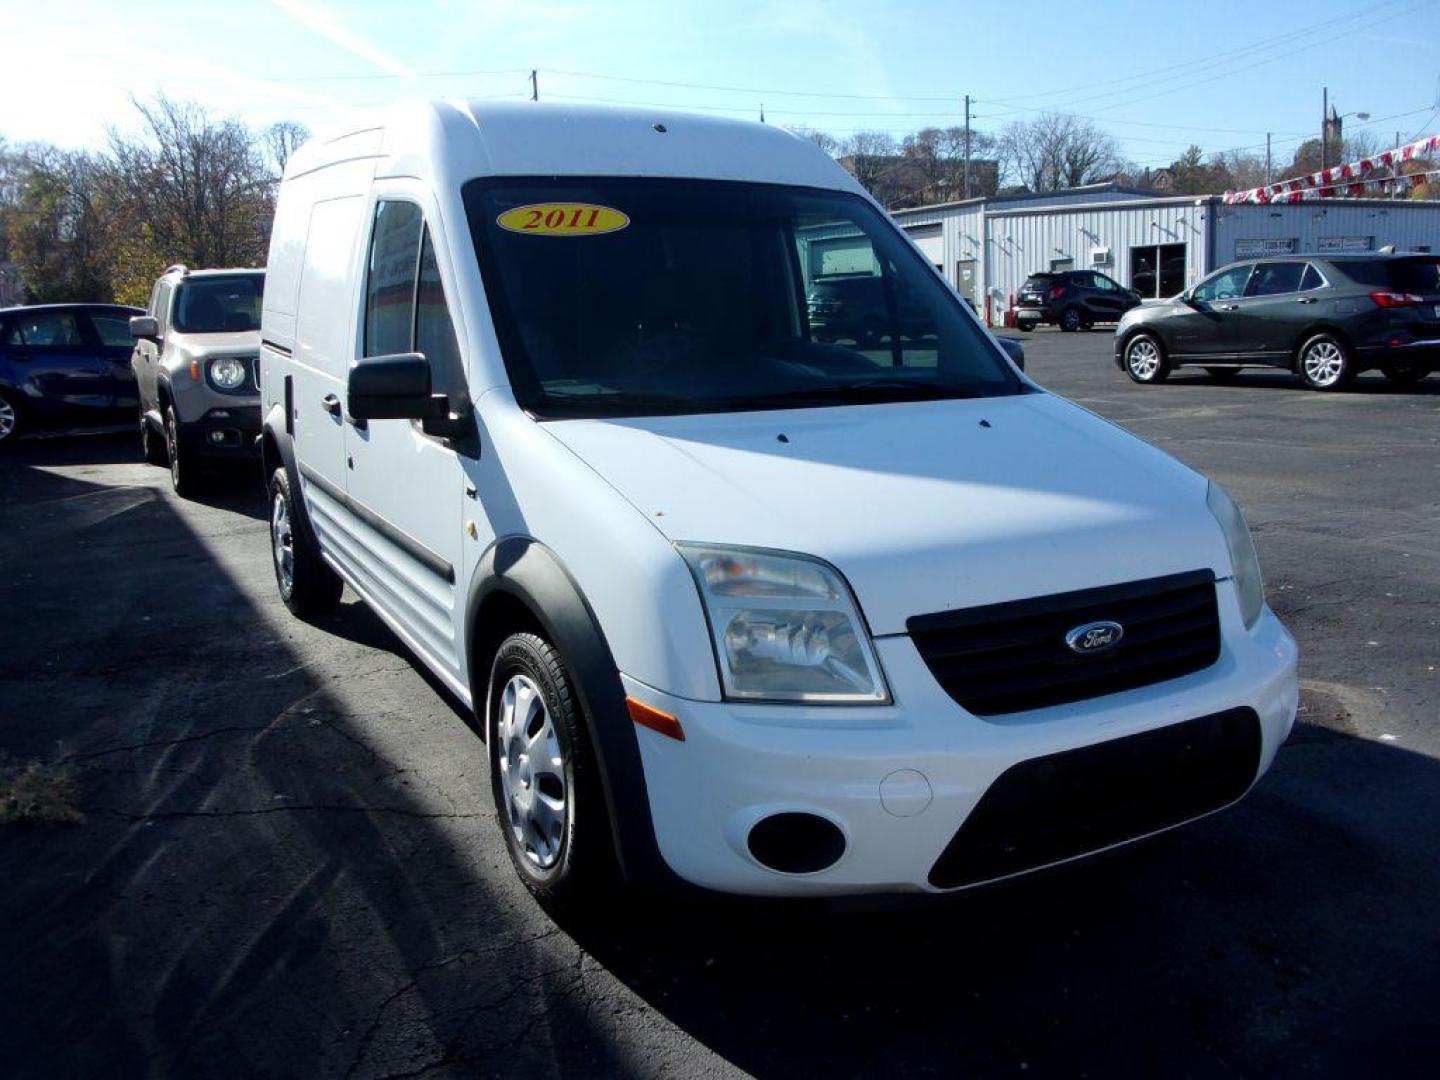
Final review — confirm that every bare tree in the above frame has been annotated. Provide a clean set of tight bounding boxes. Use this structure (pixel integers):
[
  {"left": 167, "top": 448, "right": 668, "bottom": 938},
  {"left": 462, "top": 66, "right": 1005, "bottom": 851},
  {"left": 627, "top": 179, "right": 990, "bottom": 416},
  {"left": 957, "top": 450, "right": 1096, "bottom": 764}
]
[
  {"left": 105, "top": 95, "right": 275, "bottom": 275},
  {"left": 787, "top": 126, "right": 840, "bottom": 157},
  {"left": 261, "top": 120, "right": 310, "bottom": 178},
  {"left": 997, "top": 112, "right": 1123, "bottom": 193}
]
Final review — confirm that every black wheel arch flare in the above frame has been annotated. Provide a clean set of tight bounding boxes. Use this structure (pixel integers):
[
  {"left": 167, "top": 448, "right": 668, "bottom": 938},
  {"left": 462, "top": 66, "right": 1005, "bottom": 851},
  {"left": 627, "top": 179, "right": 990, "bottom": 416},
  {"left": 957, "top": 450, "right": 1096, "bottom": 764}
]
[{"left": 464, "top": 536, "right": 677, "bottom": 893}]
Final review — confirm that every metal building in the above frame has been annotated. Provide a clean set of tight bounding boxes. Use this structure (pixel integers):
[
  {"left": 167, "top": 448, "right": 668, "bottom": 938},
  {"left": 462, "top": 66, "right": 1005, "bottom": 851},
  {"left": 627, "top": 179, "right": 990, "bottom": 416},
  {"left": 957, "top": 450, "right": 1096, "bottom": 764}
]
[{"left": 889, "top": 183, "right": 1440, "bottom": 326}]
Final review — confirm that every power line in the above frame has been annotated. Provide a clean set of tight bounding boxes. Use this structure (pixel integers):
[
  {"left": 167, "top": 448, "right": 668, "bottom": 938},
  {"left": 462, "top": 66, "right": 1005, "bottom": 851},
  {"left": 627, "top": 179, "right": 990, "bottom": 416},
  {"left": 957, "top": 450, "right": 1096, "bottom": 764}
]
[{"left": 984, "top": 0, "right": 1408, "bottom": 110}]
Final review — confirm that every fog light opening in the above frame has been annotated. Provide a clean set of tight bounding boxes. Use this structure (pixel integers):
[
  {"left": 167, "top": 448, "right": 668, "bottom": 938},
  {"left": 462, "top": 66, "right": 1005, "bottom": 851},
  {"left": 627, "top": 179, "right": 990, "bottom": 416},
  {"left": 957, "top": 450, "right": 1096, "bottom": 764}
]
[{"left": 746, "top": 812, "right": 846, "bottom": 874}]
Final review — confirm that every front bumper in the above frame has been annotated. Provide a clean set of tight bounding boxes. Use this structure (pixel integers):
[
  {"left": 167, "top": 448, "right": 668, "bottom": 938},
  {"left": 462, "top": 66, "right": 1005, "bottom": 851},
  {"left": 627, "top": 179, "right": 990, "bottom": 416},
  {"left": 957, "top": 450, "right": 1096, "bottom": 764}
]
[
  {"left": 625, "top": 582, "right": 1298, "bottom": 897},
  {"left": 178, "top": 406, "right": 262, "bottom": 460}
]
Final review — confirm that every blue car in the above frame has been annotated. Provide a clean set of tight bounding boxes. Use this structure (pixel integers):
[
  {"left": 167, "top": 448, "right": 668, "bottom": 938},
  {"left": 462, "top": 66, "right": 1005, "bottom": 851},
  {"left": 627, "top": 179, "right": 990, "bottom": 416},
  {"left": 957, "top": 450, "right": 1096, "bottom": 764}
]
[{"left": 0, "top": 303, "right": 144, "bottom": 446}]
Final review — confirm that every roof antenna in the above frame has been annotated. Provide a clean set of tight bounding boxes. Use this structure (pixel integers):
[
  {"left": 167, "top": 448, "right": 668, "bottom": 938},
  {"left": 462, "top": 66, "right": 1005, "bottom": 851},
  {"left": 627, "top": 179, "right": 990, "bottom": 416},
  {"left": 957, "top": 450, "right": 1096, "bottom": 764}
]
[
  {"left": 529, "top": 69, "right": 538, "bottom": 102},
  {"left": 759, "top": 102, "right": 765, "bottom": 124}
]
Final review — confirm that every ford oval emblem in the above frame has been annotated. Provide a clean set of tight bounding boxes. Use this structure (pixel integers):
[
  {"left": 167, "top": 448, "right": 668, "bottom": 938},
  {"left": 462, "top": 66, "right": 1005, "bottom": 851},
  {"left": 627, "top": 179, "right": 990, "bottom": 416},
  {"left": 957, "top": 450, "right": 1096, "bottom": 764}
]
[{"left": 1065, "top": 620, "right": 1124, "bottom": 655}]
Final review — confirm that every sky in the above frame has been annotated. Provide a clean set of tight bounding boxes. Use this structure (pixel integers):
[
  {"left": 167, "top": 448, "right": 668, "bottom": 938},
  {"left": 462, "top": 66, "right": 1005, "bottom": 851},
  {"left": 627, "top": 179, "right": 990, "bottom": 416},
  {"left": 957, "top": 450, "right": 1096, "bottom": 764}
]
[{"left": 1, "top": 0, "right": 1437, "bottom": 173}]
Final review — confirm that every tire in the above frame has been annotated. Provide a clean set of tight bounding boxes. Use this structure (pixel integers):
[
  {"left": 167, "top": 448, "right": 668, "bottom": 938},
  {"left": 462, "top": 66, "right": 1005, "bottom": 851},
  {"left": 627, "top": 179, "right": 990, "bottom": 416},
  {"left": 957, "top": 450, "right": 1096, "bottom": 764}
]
[
  {"left": 140, "top": 413, "right": 167, "bottom": 465},
  {"left": 268, "top": 466, "right": 342, "bottom": 619},
  {"left": 1205, "top": 367, "right": 1241, "bottom": 383},
  {"left": 0, "top": 388, "right": 23, "bottom": 449},
  {"left": 1297, "top": 333, "right": 1354, "bottom": 391},
  {"left": 165, "top": 405, "right": 207, "bottom": 497},
  {"left": 488, "top": 632, "right": 612, "bottom": 908},
  {"left": 1382, "top": 362, "right": 1428, "bottom": 386},
  {"left": 1015, "top": 319, "right": 1036, "bottom": 333},
  {"left": 855, "top": 317, "right": 886, "bottom": 349},
  {"left": 1124, "top": 333, "right": 1170, "bottom": 384},
  {"left": 1059, "top": 307, "right": 1083, "bottom": 333}
]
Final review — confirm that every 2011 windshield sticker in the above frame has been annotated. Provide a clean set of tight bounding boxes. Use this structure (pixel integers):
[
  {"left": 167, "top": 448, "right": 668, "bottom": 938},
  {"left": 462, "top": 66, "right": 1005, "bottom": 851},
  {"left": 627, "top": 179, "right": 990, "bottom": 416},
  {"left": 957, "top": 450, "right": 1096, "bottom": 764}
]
[{"left": 497, "top": 203, "right": 630, "bottom": 236}]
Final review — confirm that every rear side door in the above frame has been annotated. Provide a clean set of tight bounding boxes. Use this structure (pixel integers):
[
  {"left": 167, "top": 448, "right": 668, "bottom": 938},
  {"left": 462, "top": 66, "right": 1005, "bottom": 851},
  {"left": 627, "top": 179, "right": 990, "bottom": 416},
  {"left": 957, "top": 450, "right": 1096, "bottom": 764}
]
[
  {"left": 341, "top": 188, "right": 476, "bottom": 695},
  {"left": 1240, "top": 261, "right": 1309, "bottom": 362},
  {"left": 3, "top": 308, "right": 113, "bottom": 414},
  {"left": 289, "top": 195, "right": 369, "bottom": 567},
  {"left": 81, "top": 309, "right": 140, "bottom": 409},
  {"left": 1170, "top": 264, "right": 1255, "bottom": 358}
]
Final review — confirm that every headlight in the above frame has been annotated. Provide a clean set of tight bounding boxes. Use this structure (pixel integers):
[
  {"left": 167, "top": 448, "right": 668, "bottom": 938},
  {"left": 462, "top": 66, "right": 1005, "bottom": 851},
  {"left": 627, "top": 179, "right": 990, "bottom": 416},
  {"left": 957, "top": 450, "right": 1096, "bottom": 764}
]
[
  {"left": 678, "top": 544, "right": 889, "bottom": 704},
  {"left": 209, "top": 356, "right": 247, "bottom": 390},
  {"left": 1206, "top": 482, "right": 1265, "bottom": 629}
]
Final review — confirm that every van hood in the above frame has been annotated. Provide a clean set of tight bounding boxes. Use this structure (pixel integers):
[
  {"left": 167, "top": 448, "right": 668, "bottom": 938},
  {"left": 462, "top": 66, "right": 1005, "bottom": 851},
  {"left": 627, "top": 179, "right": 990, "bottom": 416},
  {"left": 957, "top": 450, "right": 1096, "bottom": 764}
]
[{"left": 545, "top": 392, "right": 1231, "bottom": 635}]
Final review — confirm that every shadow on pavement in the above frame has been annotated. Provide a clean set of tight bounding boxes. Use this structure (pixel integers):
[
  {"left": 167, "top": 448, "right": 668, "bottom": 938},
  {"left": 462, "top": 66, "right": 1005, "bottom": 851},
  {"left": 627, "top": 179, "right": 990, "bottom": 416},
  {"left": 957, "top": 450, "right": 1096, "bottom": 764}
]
[{"left": 2, "top": 434, "right": 1437, "bottom": 1077}]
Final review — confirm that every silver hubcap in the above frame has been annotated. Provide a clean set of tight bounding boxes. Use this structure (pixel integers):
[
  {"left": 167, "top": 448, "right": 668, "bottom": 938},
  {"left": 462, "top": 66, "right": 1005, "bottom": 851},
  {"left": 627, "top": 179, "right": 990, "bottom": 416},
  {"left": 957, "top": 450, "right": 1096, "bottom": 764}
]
[
  {"left": 1303, "top": 341, "right": 1344, "bottom": 386},
  {"left": 496, "top": 673, "right": 568, "bottom": 870},
  {"left": 0, "top": 399, "right": 14, "bottom": 440},
  {"left": 271, "top": 490, "right": 294, "bottom": 595},
  {"left": 1128, "top": 338, "right": 1160, "bottom": 379}
]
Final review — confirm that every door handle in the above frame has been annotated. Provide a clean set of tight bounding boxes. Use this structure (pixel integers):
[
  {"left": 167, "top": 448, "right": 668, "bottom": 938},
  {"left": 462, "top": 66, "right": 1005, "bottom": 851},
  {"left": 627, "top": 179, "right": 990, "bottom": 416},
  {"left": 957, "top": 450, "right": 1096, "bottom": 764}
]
[
  {"left": 1220, "top": 304, "right": 1240, "bottom": 311},
  {"left": 321, "top": 393, "right": 341, "bottom": 417},
  {"left": 1296, "top": 296, "right": 1317, "bottom": 304}
]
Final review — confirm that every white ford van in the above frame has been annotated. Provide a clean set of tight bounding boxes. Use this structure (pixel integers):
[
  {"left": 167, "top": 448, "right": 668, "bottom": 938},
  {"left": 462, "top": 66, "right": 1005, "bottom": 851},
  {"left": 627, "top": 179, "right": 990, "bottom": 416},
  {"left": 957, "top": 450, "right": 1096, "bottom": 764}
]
[{"left": 259, "top": 101, "right": 1298, "bottom": 903}]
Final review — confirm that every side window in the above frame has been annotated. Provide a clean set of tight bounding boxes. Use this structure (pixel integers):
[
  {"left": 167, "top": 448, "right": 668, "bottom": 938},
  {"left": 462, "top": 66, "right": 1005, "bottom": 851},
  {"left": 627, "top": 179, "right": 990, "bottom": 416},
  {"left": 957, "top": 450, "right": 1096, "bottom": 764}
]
[
  {"left": 9, "top": 311, "right": 84, "bottom": 346},
  {"left": 1245, "top": 262, "right": 1304, "bottom": 297},
  {"left": 1193, "top": 265, "right": 1252, "bottom": 303},
  {"left": 154, "top": 283, "right": 172, "bottom": 334},
  {"left": 1094, "top": 274, "right": 1120, "bottom": 292},
  {"left": 1300, "top": 264, "right": 1325, "bottom": 291},
  {"left": 90, "top": 314, "right": 136, "bottom": 346},
  {"left": 364, "top": 200, "right": 422, "bottom": 358},
  {"left": 1, "top": 320, "right": 19, "bottom": 346},
  {"left": 415, "top": 229, "right": 466, "bottom": 403}
]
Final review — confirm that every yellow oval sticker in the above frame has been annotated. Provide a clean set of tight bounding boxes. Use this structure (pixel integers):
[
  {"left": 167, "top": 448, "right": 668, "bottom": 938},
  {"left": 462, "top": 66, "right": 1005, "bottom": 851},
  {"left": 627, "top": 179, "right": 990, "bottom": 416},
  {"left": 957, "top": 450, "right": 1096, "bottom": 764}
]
[{"left": 496, "top": 203, "right": 630, "bottom": 236}]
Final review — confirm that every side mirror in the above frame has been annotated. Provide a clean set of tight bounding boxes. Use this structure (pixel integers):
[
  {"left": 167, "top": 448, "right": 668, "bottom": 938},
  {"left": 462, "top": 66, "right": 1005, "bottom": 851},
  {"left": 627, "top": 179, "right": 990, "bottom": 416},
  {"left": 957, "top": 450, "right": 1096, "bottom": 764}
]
[
  {"left": 997, "top": 336, "right": 1025, "bottom": 371},
  {"left": 129, "top": 315, "right": 159, "bottom": 341},
  {"left": 347, "top": 352, "right": 472, "bottom": 440}
]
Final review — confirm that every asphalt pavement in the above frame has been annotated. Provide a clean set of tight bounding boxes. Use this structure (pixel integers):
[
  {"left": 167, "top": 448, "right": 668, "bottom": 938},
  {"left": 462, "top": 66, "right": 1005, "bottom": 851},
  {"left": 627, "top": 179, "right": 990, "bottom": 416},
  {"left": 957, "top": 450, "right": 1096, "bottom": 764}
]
[{"left": 1, "top": 330, "right": 1437, "bottom": 1079}]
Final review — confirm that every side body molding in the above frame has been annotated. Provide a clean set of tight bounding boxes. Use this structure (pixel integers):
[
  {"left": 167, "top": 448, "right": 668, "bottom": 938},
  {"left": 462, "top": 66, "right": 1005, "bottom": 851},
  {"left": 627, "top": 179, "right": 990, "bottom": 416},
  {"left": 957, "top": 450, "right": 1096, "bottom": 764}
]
[{"left": 465, "top": 536, "right": 675, "bottom": 892}]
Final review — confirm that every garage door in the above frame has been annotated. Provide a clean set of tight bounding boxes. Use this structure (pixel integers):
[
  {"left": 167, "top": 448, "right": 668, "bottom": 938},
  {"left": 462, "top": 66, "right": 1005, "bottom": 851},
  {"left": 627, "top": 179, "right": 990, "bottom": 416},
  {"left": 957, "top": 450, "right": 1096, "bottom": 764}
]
[{"left": 905, "top": 225, "right": 943, "bottom": 272}]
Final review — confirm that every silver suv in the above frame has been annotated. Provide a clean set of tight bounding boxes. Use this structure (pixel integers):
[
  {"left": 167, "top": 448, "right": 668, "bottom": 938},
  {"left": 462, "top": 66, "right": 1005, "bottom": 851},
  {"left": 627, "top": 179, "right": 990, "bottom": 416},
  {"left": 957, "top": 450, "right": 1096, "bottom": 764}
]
[{"left": 130, "top": 265, "right": 265, "bottom": 496}]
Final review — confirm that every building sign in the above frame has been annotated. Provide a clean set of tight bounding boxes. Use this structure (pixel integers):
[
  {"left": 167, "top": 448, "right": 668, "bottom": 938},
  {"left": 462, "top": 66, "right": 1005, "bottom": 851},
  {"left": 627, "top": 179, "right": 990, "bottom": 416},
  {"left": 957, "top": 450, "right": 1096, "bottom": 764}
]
[
  {"left": 1317, "top": 236, "right": 1374, "bottom": 253},
  {"left": 1235, "top": 237, "right": 1297, "bottom": 257}
]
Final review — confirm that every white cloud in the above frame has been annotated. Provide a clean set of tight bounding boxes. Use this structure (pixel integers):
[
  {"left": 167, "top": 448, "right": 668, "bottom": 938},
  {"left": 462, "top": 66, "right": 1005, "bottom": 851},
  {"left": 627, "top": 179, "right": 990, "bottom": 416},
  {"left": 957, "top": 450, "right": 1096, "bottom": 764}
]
[{"left": 270, "top": 0, "right": 417, "bottom": 78}]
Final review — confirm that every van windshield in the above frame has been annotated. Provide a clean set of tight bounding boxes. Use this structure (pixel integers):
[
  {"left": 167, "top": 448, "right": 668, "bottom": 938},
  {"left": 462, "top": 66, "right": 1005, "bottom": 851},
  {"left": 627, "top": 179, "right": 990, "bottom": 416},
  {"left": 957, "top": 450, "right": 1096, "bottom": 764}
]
[
  {"left": 172, "top": 273, "right": 265, "bottom": 333},
  {"left": 464, "top": 178, "right": 1020, "bottom": 418}
]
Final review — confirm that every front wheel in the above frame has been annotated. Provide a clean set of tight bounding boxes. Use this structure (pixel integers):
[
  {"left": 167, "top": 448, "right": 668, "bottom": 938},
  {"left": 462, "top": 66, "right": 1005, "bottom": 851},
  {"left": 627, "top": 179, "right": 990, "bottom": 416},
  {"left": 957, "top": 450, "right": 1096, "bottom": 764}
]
[
  {"left": 0, "top": 389, "right": 23, "bottom": 449},
  {"left": 1297, "top": 334, "right": 1354, "bottom": 391},
  {"left": 1382, "top": 362, "right": 1428, "bottom": 386},
  {"left": 269, "top": 467, "right": 342, "bottom": 618},
  {"left": 165, "top": 406, "right": 206, "bottom": 498},
  {"left": 489, "top": 632, "right": 612, "bottom": 908},
  {"left": 1124, "top": 333, "right": 1170, "bottom": 384}
]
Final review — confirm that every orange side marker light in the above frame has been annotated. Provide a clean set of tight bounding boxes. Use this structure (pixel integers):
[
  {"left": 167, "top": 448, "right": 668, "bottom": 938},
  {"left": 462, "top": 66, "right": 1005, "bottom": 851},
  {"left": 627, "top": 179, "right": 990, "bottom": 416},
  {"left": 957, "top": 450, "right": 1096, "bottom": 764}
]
[{"left": 626, "top": 697, "right": 685, "bottom": 741}]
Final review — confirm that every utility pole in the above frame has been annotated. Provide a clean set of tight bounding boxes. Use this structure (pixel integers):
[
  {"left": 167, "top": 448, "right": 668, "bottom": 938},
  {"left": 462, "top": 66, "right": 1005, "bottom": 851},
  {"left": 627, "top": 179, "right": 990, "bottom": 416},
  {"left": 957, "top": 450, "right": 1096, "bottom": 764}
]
[
  {"left": 963, "top": 94, "right": 972, "bottom": 199},
  {"left": 1320, "top": 86, "right": 1328, "bottom": 172},
  {"left": 530, "top": 69, "right": 538, "bottom": 101},
  {"left": 1265, "top": 133, "right": 1272, "bottom": 186}
]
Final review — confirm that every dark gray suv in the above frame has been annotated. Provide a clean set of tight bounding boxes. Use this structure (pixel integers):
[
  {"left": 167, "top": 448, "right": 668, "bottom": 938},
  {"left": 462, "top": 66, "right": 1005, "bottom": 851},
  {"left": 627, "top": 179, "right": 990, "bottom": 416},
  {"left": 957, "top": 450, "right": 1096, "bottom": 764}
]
[{"left": 1116, "top": 253, "right": 1439, "bottom": 390}]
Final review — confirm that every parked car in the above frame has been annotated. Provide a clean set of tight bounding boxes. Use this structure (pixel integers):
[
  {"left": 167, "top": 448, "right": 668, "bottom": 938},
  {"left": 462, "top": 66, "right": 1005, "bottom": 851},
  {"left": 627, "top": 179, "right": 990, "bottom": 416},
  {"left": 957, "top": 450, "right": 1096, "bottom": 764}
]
[
  {"left": 0, "top": 303, "right": 142, "bottom": 447},
  {"left": 130, "top": 265, "right": 265, "bottom": 495},
  {"left": 807, "top": 274, "right": 932, "bottom": 346},
  {"left": 260, "top": 101, "right": 1296, "bottom": 906},
  {"left": 1116, "top": 253, "right": 1440, "bottom": 390},
  {"left": 1015, "top": 270, "right": 1142, "bottom": 332}
]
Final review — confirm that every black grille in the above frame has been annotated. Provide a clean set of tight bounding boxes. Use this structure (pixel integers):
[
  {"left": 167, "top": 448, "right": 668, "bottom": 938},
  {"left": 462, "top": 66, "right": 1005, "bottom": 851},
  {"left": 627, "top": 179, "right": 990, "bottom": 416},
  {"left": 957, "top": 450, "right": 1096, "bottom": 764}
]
[
  {"left": 928, "top": 707, "right": 1261, "bottom": 889},
  {"left": 908, "top": 570, "right": 1220, "bottom": 716}
]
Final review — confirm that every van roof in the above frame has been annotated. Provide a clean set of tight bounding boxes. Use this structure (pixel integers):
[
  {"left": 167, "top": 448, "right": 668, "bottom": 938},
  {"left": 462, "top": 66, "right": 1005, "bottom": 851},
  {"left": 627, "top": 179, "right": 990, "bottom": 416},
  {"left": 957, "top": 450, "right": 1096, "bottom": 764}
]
[{"left": 284, "top": 100, "right": 867, "bottom": 196}]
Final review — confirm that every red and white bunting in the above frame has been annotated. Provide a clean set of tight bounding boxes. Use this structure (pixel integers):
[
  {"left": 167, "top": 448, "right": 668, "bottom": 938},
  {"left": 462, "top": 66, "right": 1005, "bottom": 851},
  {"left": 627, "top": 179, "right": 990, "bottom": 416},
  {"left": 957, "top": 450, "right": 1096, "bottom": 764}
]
[{"left": 1223, "top": 133, "right": 1440, "bottom": 205}]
